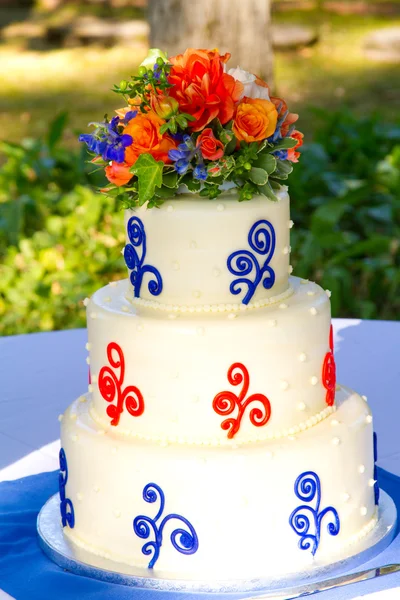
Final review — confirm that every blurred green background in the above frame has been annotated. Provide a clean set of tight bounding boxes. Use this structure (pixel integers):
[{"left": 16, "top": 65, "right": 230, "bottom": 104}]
[{"left": 0, "top": 0, "right": 399, "bottom": 335}]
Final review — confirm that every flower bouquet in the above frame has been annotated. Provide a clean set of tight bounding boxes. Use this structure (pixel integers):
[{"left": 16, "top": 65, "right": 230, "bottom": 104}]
[{"left": 80, "top": 48, "right": 303, "bottom": 208}]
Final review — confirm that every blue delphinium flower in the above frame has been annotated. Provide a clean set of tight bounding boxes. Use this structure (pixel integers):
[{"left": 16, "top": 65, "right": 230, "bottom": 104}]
[
  {"left": 168, "top": 135, "right": 197, "bottom": 175},
  {"left": 193, "top": 163, "right": 207, "bottom": 181},
  {"left": 79, "top": 115, "right": 134, "bottom": 163},
  {"left": 273, "top": 150, "right": 288, "bottom": 160}
]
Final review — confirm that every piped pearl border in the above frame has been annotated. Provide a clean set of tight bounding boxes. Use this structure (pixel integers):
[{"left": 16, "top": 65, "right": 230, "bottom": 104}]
[
  {"left": 88, "top": 400, "right": 335, "bottom": 447},
  {"left": 125, "top": 285, "right": 294, "bottom": 314}
]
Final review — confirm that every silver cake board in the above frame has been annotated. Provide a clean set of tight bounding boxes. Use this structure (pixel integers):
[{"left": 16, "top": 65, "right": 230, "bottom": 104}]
[{"left": 37, "top": 491, "right": 397, "bottom": 595}]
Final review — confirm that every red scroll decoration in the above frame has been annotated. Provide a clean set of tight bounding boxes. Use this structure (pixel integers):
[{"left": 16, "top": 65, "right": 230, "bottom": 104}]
[
  {"left": 322, "top": 325, "right": 336, "bottom": 406},
  {"left": 98, "top": 342, "right": 144, "bottom": 426},
  {"left": 212, "top": 363, "right": 271, "bottom": 439}
]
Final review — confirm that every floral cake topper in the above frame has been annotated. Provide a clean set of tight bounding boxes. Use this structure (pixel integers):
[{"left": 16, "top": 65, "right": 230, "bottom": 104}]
[{"left": 79, "top": 47, "right": 303, "bottom": 208}]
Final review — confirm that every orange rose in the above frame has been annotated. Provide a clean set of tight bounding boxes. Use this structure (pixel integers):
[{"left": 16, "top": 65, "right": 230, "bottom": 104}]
[
  {"left": 123, "top": 111, "right": 177, "bottom": 166},
  {"left": 196, "top": 128, "right": 224, "bottom": 160},
  {"left": 168, "top": 48, "right": 243, "bottom": 131},
  {"left": 287, "top": 130, "right": 304, "bottom": 163},
  {"left": 233, "top": 97, "right": 278, "bottom": 143},
  {"left": 105, "top": 162, "right": 132, "bottom": 186}
]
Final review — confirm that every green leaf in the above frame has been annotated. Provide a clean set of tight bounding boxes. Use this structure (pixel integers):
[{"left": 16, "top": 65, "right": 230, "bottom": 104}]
[
  {"left": 249, "top": 167, "right": 268, "bottom": 185},
  {"left": 273, "top": 159, "right": 293, "bottom": 180},
  {"left": 154, "top": 185, "right": 174, "bottom": 198},
  {"left": 269, "top": 137, "right": 298, "bottom": 152},
  {"left": 253, "top": 153, "right": 277, "bottom": 175},
  {"left": 259, "top": 182, "right": 279, "bottom": 201},
  {"left": 162, "top": 171, "right": 178, "bottom": 188},
  {"left": 130, "top": 154, "right": 164, "bottom": 204},
  {"left": 159, "top": 123, "right": 169, "bottom": 134},
  {"left": 47, "top": 112, "right": 68, "bottom": 150}
]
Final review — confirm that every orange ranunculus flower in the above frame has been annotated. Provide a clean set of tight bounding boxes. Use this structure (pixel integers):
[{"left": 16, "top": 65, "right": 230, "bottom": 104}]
[
  {"left": 168, "top": 48, "right": 243, "bottom": 131},
  {"left": 287, "top": 130, "right": 304, "bottom": 163},
  {"left": 123, "top": 110, "right": 177, "bottom": 166},
  {"left": 105, "top": 162, "right": 132, "bottom": 186},
  {"left": 150, "top": 94, "right": 179, "bottom": 120},
  {"left": 196, "top": 127, "right": 224, "bottom": 160},
  {"left": 233, "top": 97, "right": 278, "bottom": 143}
]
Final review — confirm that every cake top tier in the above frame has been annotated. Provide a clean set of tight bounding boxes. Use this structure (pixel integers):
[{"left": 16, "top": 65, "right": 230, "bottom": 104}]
[
  {"left": 79, "top": 47, "right": 303, "bottom": 209},
  {"left": 124, "top": 188, "right": 292, "bottom": 308}
]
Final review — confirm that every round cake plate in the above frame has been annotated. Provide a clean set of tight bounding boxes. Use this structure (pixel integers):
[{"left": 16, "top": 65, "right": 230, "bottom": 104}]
[{"left": 37, "top": 491, "right": 397, "bottom": 595}]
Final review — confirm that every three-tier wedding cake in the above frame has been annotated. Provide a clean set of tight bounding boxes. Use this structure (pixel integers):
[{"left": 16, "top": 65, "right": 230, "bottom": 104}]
[{"left": 58, "top": 47, "right": 379, "bottom": 583}]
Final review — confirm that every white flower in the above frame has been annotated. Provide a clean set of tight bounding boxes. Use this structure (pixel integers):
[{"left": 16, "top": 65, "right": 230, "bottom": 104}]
[
  {"left": 140, "top": 48, "right": 168, "bottom": 69},
  {"left": 228, "top": 66, "right": 270, "bottom": 101}
]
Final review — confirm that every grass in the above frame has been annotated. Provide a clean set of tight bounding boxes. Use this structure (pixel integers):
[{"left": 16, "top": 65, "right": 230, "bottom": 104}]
[{"left": 0, "top": 8, "right": 399, "bottom": 145}]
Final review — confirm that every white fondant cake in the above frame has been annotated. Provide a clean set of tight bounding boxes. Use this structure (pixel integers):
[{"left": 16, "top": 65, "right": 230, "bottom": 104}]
[{"left": 59, "top": 188, "right": 379, "bottom": 582}]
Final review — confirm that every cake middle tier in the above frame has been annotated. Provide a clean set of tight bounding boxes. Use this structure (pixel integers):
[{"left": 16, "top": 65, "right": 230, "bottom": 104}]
[{"left": 87, "top": 276, "right": 334, "bottom": 444}]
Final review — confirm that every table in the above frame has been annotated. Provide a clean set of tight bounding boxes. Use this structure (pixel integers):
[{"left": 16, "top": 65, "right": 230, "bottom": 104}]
[{"left": 0, "top": 320, "right": 400, "bottom": 599}]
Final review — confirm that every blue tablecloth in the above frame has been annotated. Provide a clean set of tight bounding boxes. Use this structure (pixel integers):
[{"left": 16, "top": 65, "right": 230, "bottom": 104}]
[{"left": 1, "top": 469, "right": 400, "bottom": 600}]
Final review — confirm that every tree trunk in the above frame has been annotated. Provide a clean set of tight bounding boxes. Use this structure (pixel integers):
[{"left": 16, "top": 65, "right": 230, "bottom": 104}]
[{"left": 148, "top": 0, "right": 273, "bottom": 84}]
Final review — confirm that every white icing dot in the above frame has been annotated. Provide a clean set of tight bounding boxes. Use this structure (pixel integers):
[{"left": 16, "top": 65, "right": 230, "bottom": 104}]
[
  {"left": 168, "top": 314, "right": 177, "bottom": 320},
  {"left": 282, "top": 246, "right": 289, "bottom": 255},
  {"left": 217, "top": 203, "right": 225, "bottom": 212},
  {"left": 88, "top": 384, "right": 94, "bottom": 393},
  {"left": 71, "top": 434, "right": 78, "bottom": 442},
  {"left": 310, "top": 376, "right": 318, "bottom": 386},
  {"left": 77, "top": 492, "right": 83, "bottom": 501},
  {"left": 267, "top": 319, "right": 277, "bottom": 327},
  {"left": 160, "top": 440, "right": 169, "bottom": 448},
  {"left": 266, "top": 451, "right": 274, "bottom": 459},
  {"left": 309, "top": 307, "right": 318, "bottom": 316},
  {"left": 228, "top": 313, "right": 237, "bottom": 320},
  {"left": 368, "top": 479, "right": 376, "bottom": 487},
  {"left": 166, "top": 204, "right": 174, "bottom": 212},
  {"left": 83, "top": 297, "right": 90, "bottom": 307},
  {"left": 307, "top": 290, "right": 316, "bottom": 296},
  {"left": 104, "top": 296, "right": 111, "bottom": 303},
  {"left": 85, "top": 342, "right": 91, "bottom": 351},
  {"left": 172, "top": 261, "right": 180, "bottom": 271},
  {"left": 78, "top": 395, "right": 86, "bottom": 403},
  {"left": 93, "top": 486, "right": 100, "bottom": 493},
  {"left": 122, "top": 305, "right": 130, "bottom": 312},
  {"left": 279, "top": 303, "right": 288, "bottom": 309},
  {"left": 342, "top": 493, "right": 350, "bottom": 502},
  {"left": 288, "top": 435, "right": 296, "bottom": 441},
  {"left": 362, "top": 395, "right": 368, "bottom": 401},
  {"left": 326, "top": 289, "right": 332, "bottom": 298},
  {"left": 213, "top": 268, "right": 221, "bottom": 277},
  {"left": 109, "top": 281, "right": 117, "bottom": 287},
  {"left": 280, "top": 380, "right": 289, "bottom": 391},
  {"left": 89, "top": 311, "right": 97, "bottom": 319},
  {"left": 189, "top": 240, "right": 197, "bottom": 249},
  {"left": 86, "top": 356, "right": 90, "bottom": 365},
  {"left": 359, "top": 465, "right": 366, "bottom": 474},
  {"left": 331, "top": 419, "right": 340, "bottom": 426},
  {"left": 58, "top": 414, "right": 63, "bottom": 422},
  {"left": 332, "top": 437, "right": 341, "bottom": 446},
  {"left": 301, "top": 279, "right": 309, "bottom": 284},
  {"left": 69, "top": 413, "right": 77, "bottom": 421},
  {"left": 299, "top": 353, "right": 307, "bottom": 362},
  {"left": 288, "top": 220, "right": 294, "bottom": 229},
  {"left": 113, "top": 509, "right": 122, "bottom": 519},
  {"left": 366, "top": 415, "right": 373, "bottom": 424},
  {"left": 91, "top": 374, "right": 97, "bottom": 384},
  {"left": 288, "top": 265, "right": 293, "bottom": 274},
  {"left": 137, "top": 324, "right": 144, "bottom": 332},
  {"left": 360, "top": 506, "right": 368, "bottom": 516},
  {"left": 196, "top": 327, "right": 205, "bottom": 336},
  {"left": 298, "top": 402, "right": 306, "bottom": 411},
  {"left": 193, "top": 290, "right": 202, "bottom": 298}
]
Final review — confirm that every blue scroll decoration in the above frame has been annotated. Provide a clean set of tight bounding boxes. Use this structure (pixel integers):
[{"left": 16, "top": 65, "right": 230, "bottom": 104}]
[
  {"left": 289, "top": 471, "right": 340, "bottom": 556},
  {"left": 133, "top": 483, "right": 199, "bottom": 568},
  {"left": 124, "top": 216, "right": 163, "bottom": 298},
  {"left": 59, "top": 448, "right": 75, "bottom": 528},
  {"left": 373, "top": 432, "right": 380, "bottom": 505},
  {"left": 227, "top": 219, "right": 276, "bottom": 305}
]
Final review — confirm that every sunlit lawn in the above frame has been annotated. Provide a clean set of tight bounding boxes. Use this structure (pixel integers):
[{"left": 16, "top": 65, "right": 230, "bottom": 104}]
[{"left": 0, "top": 10, "right": 399, "bottom": 145}]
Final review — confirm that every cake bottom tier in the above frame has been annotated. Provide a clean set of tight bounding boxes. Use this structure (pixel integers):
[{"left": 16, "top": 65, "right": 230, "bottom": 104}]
[{"left": 60, "top": 385, "right": 378, "bottom": 581}]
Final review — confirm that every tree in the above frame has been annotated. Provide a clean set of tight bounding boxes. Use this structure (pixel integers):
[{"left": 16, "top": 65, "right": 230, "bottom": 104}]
[{"left": 148, "top": 0, "right": 273, "bottom": 83}]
